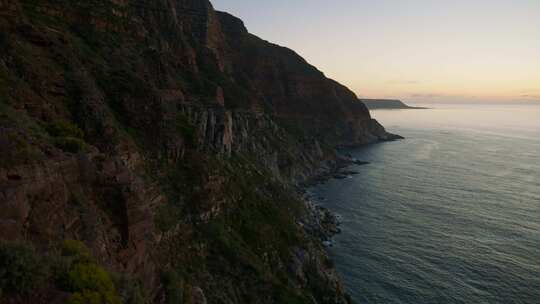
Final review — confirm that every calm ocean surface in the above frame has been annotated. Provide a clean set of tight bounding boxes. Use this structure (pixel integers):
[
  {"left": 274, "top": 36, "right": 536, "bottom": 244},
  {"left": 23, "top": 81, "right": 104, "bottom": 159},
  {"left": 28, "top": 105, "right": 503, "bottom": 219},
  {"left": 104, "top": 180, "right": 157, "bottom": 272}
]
[{"left": 310, "top": 104, "right": 540, "bottom": 304}]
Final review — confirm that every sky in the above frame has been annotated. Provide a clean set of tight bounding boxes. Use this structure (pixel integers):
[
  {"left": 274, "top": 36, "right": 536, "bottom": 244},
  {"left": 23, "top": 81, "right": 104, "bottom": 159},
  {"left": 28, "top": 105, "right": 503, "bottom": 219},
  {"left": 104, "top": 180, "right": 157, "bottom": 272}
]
[{"left": 211, "top": 0, "right": 540, "bottom": 104}]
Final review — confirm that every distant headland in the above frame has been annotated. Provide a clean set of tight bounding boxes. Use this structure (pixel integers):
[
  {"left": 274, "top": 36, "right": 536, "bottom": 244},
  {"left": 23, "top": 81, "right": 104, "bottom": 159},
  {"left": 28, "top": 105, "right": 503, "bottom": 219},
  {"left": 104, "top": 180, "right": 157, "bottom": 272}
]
[{"left": 361, "top": 99, "right": 428, "bottom": 110}]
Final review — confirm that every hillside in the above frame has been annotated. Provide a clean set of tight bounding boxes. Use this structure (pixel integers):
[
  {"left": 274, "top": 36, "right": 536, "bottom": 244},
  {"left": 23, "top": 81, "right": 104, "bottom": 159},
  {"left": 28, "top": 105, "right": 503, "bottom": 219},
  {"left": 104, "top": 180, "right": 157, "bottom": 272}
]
[
  {"left": 0, "top": 0, "right": 398, "bottom": 303},
  {"left": 361, "top": 99, "right": 427, "bottom": 110}
]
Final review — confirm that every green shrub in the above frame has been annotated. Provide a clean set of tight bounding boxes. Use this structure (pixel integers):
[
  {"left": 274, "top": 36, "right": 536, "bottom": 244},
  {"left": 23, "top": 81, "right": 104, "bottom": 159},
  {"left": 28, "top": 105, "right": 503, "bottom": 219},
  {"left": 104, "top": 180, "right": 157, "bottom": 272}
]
[
  {"left": 0, "top": 242, "right": 47, "bottom": 295},
  {"left": 66, "top": 289, "right": 124, "bottom": 304},
  {"left": 66, "top": 290, "right": 102, "bottom": 304},
  {"left": 47, "top": 120, "right": 84, "bottom": 139},
  {"left": 59, "top": 240, "right": 122, "bottom": 304},
  {"left": 66, "top": 264, "right": 114, "bottom": 295},
  {"left": 64, "top": 263, "right": 121, "bottom": 304},
  {"left": 46, "top": 121, "right": 86, "bottom": 153},
  {"left": 54, "top": 136, "right": 85, "bottom": 153},
  {"left": 61, "top": 239, "right": 92, "bottom": 261}
]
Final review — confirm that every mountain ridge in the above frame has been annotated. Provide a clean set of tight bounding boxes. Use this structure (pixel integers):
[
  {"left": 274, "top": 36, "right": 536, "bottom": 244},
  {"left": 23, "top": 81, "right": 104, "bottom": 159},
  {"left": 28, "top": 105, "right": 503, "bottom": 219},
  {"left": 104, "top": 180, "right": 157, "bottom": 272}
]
[{"left": 0, "top": 0, "right": 398, "bottom": 303}]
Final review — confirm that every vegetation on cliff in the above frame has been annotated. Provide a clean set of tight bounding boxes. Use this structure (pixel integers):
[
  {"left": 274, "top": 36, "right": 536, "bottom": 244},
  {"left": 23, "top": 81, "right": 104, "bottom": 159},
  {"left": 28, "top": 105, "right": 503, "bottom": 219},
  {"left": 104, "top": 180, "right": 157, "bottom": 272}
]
[
  {"left": 0, "top": 240, "right": 143, "bottom": 303},
  {"left": 0, "top": 242, "right": 48, "bottom": 296},
  {"left": 0, "top": 0, "right": 396, "bottom": 303}
]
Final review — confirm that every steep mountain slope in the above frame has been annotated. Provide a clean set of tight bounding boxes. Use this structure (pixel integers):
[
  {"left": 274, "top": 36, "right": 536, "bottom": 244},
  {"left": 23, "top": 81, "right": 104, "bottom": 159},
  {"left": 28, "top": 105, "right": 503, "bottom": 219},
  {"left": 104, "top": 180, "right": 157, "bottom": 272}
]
[{"left": 0, "top": 0, "right": 397, "bottom": 303}]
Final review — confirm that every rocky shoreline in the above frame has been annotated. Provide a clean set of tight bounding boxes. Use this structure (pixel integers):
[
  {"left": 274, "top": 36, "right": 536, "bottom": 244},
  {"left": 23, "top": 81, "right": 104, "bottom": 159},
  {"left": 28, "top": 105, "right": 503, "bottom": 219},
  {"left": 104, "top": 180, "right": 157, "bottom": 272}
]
[
  {"left": 299, "top": 136, "right": 403, "bottom": 248},
  {"left": 299, "top": 152, "right": 370, "bottom": 247},
  {"left": 301, "top": 197, "right": 342, "bottom": 247}
]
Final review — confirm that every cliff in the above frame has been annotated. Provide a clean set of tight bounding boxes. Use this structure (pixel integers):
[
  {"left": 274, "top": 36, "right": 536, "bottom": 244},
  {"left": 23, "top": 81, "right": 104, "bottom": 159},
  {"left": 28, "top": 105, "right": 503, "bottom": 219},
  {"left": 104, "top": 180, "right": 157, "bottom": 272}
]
[
  {"left": 361, "top": 99, "right": 427, "bottom": 110},
  {"left": 0, "top": 0, "right": 396, "bottom": 303}
]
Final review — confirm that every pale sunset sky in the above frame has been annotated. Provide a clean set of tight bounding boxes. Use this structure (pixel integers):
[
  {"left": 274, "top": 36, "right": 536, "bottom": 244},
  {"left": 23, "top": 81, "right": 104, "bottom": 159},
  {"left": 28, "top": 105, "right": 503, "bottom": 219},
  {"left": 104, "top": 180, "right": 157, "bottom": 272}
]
[{"left": 212, "top": 0, "right": 540, "bottom": 104}]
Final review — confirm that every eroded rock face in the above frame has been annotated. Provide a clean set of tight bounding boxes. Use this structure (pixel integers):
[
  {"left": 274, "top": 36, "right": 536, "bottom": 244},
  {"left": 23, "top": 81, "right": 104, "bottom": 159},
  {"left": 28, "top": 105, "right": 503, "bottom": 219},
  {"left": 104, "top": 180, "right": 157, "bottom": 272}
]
[
  {"left": 215, "top": 11, "right": 390, "bottom": 146},
  {"left": 0, "top": 148, "right": 161, "bottom": 288},
  {"left": 0, "top": 0, "right": 396, "bottom": 303}
]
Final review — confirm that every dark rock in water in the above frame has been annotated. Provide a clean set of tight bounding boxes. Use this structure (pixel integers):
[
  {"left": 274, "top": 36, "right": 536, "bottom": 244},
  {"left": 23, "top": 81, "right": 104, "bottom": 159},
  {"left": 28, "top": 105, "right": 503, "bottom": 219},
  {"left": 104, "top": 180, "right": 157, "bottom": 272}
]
[
  {"left": 353, "top": 160, "right": 370, "bottom": 165},
  {"left": 322, "top": 241, "right": 334, "bottom": 247}
]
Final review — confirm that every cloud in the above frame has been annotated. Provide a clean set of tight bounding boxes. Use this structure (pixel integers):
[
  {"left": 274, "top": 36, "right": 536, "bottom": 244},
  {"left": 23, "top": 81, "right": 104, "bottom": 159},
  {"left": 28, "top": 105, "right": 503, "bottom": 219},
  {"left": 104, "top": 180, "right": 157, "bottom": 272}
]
[
  {"left": 520, "top": 89, "right": 540, "bottom": 99},
  {"left": 521, "top": 94, "right": 540, "bottom": 99}
]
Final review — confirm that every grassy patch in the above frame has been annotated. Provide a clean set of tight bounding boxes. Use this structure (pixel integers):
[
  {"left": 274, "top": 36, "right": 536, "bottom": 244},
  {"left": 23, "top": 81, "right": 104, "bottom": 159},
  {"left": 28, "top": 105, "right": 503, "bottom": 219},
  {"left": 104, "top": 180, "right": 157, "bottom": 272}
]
[
  {"left": 54, "top": 137, "right": 85, "bottom": 153},
  {"left": 46, "top": 120, "right": 84, "bottom": 139},
  {"left": 45, "top": 120, "right": 86, "bottom": 153}
]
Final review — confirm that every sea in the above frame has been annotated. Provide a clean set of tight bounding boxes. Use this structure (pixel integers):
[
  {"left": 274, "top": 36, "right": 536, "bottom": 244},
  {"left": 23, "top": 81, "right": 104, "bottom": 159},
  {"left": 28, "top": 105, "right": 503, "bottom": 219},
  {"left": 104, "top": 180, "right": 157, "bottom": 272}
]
[{"left": 309, "top": 104, "right": 540, "bottom": 304}]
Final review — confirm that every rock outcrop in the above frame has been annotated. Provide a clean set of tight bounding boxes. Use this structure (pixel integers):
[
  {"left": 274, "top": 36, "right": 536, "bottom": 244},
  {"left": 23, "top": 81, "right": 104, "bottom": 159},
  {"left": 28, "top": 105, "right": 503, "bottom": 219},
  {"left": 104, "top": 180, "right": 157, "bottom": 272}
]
[
  {"left": 361, "top": 99, "right": 427, "bottom": 110},
  {"left": 0, "top": 0, "right": 397, "bottom": 303}
]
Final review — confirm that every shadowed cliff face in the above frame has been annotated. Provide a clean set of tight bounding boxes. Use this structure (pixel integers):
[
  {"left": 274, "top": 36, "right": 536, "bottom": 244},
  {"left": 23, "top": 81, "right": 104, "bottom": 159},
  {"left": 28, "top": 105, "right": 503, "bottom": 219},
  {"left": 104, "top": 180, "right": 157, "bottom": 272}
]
[
  {"left": 216, "top": 12, "right": 369, "bottom": 116},
  {"left": 215, "top": 11, "right": 383, "bottom": 145},
  {"left": 128, "top": 1, "right": 388, "bottom": 145},
  {"left": 0, "top": 0, "right": 395, "bottom": 303}
]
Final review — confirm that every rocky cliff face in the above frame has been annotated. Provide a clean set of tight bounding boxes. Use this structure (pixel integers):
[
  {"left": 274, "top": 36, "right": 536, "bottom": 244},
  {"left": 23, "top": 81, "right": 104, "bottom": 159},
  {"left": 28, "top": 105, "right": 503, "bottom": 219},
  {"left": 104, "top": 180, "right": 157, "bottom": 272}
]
[{"left": 0, "top": 0, "right": 396, "bottom": 303}]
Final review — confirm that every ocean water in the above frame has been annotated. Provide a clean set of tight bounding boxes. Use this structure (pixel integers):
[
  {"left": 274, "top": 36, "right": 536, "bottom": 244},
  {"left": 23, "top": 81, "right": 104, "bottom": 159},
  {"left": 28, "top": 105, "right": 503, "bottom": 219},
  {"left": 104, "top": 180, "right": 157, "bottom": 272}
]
[{"left": 310, "top": 104, "right": 540, "bottom": 304}]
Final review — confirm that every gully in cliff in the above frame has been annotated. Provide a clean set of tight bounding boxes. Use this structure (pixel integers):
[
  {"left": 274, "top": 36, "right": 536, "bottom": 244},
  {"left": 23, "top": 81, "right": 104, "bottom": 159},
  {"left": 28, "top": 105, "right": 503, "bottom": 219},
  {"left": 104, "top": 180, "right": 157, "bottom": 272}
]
[{"left": 0, "top": 0, "right": 397, "bottom": 303}]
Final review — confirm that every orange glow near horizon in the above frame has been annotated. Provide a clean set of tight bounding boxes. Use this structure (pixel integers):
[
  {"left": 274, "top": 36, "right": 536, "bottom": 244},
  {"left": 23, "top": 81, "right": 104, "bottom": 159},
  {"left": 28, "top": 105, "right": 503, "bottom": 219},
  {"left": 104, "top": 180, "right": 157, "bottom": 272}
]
[{"left": 213, "top": 0, "right": 540, "bottom": 103}]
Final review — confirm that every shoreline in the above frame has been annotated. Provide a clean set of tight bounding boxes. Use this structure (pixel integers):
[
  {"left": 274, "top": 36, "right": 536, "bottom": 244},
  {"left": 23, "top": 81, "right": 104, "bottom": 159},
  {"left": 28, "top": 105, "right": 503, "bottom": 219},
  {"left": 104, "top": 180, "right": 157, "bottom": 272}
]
[{"left": 299, "top": 136, "right": 403, "bottom": 247}]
